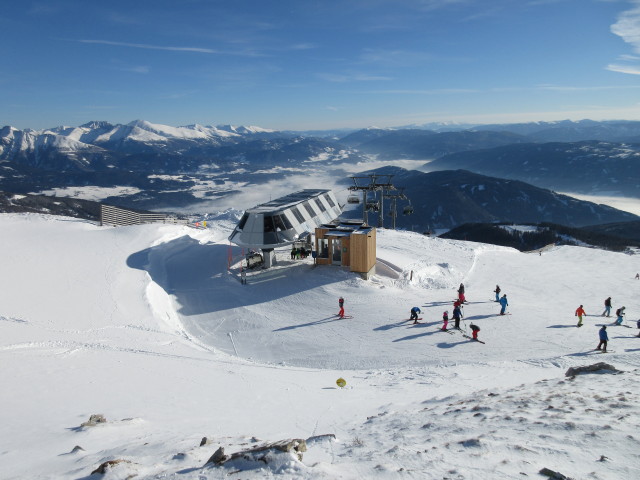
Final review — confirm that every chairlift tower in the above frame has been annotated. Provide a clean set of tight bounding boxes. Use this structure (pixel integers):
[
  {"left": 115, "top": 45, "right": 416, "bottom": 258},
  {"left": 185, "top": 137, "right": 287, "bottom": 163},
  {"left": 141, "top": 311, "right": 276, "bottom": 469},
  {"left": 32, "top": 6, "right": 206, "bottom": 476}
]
[
  {"left": 383, "top": 187, "right": 411, "bottom": 230},
  {"left": 348, "top": 174, "right": 396, "bottom": 228}
]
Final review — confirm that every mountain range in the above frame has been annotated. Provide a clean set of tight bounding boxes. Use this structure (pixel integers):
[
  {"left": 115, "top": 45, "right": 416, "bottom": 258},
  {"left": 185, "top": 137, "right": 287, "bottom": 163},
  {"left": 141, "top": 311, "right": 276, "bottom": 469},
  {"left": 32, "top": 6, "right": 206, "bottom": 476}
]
[
  {"left": 347, "top": 167, "right": 638, "bottom": 231},
  {"left": 1, "top": 118, "right": 639, "bottom": 230}
]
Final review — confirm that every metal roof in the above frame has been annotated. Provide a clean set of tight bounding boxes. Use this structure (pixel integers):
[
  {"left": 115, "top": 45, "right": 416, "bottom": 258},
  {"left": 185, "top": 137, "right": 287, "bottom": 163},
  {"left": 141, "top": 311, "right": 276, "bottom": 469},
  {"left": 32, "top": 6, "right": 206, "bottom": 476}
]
[{"left": 249, "top": 189, "right": 330, "bottom": 213}]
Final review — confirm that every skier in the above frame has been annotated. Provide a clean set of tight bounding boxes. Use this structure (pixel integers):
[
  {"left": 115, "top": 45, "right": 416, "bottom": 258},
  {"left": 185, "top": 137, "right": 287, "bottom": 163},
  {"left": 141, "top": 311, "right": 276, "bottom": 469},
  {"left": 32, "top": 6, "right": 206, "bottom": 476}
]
[
  {"left": 499, "top": 294, "right": 508, "bottom": 315},
  {"left": 470, "top": 323, "right": 480, "bottom": 341},
  {"left": 575, "top": 305, "right": 586, "bottom": 327},
  {"left": 596, "top": 325, "right": 608, "bottom": 352},
  {"left": 338, "top": 297, "right": 345, "bottom": 318},
  {"left": 442, "top": 311, "right": 449, "bottom": 331},
  {"left": 637, "top": 319, "right": 640, "bottom": 337},
  {"left": 452, "top": 303, "right": 463, "bottom": 329},
  {"left": 494, "top": 285, "right": 501, "bottom": 302},
  {"left": 601, "top": 297, "right": 612, "bottom": 317},
  {"left": 636, "top": 273, "right": 639, "bottom": 279},
  {"left": 410, "top": 306, "right": 422, "bottom": 324},
  {"left": 457, "top": 283, "right": 466, "bottom": 303},
  {"left": 614, "top": 306, "right": 626, "bottom": 325}
]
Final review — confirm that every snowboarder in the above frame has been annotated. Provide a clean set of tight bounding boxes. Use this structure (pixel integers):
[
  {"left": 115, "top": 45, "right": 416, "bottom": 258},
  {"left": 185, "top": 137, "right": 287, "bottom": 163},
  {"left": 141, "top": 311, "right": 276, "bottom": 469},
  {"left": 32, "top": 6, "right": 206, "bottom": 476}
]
[
  {"left": 499, "top": 294, "right": 508, "bottom": 315},
  {"left": 575, "top": 305, "right": 586, "bottom": 327},
  {"left": 442, "top": 311, "right": 449, "bottom": 331},
  {"left": 452, "top": 304, "right": 463, "bottom": 329},
  {"left": 470, "top": 323, "right": 480, "bottom": 341},
  {"left": 614, "top": 306, "right": 626, "bottom": 325},
  {"left": 601, "top": 297, "right": 612, "bottom": 317},
  {"left": 338, "top": 297, "right": 345, "bottom": 318},
  {"left": 494, "top": 285, "right": 501, "bottom": 302},
  {"left": 596, "top": 325, "right": 608, "bottom": 352},
  {"left": 410, "top": 306, "right": 422, "bottom": 324}
]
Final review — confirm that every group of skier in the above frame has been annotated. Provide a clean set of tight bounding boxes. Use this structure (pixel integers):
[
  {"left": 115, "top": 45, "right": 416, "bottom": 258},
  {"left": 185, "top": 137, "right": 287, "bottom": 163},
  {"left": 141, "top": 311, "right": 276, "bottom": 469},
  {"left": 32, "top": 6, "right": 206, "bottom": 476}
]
[
  {"left": 574, "top": 296, "right": 637, "bottom": 350},
  {"left": 339, "top": 278, "right": 637, "bottom": 349}
]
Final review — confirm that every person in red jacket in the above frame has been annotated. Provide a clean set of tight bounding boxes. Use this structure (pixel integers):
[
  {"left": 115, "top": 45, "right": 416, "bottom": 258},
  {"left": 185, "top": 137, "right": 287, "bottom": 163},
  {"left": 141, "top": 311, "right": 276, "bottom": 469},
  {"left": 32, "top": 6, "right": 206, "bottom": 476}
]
[{"left": 575, "top": 304, "right": 587, "bottom": 327}]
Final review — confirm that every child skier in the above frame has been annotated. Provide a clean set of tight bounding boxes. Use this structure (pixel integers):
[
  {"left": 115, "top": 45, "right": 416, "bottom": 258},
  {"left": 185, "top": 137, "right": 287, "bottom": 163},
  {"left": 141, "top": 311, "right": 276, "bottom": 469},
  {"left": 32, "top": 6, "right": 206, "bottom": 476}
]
[
  {"left": 615, "top": 306, "right": 626, "bottom": 325},
  {"left": 597, "top": 325, "right": 608, "bottom": 352},
  {"left": 494, "top": 285, "right": 501, "bottom": 302},
  {"left": 410, "top": 306, "right": 422, "bottom": 324},
  {"left": 338, "top": 297, "right": 345, "bottom": 318},
  {"left": 499, "top": 294, "right": 508, "bottom": 315},
  {"left": 470, "top": 323, "right": 480, "bottom": 341},
  {"left": 442, "top": 311, "right": 449, "bottom": 331},
  {"left": 452, "top": 304, "right": 463, "bottom": 329},
  {"left": 602, "top": 297, "right": 612, "bottom": 317},
  {"left": 575, "top": 305, "right": 586, "bottom": 327}
]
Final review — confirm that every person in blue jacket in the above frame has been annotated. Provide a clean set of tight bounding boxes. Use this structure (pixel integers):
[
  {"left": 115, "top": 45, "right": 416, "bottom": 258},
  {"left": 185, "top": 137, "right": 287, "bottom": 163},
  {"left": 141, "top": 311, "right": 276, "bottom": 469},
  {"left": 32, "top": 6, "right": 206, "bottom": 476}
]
[
  {"left": 596, "top": 325, "right": 608, "bottom": 352},
  {"left": 499, "top": 294, "right": 508, "bottom": 315},
  {"left": 452, "top": 304, "right": 463, "bottom": 329},
  {"left": 410, "top": 306, "right": 421, "bottom": 324}
]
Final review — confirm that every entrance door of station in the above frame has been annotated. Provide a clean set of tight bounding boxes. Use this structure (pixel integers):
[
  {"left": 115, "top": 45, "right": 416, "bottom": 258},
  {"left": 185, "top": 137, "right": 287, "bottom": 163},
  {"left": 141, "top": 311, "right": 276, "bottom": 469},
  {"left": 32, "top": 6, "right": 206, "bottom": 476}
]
[{"left": 331, "top": 238, "right": 342, "bottom": 265}]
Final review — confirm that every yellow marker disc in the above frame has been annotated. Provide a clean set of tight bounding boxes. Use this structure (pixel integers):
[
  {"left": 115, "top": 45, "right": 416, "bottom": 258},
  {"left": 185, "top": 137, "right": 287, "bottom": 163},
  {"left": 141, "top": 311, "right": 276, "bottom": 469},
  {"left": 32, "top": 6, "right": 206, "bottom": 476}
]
[{"left": 336, "top": 377, "right": 346, "bottom": 388}]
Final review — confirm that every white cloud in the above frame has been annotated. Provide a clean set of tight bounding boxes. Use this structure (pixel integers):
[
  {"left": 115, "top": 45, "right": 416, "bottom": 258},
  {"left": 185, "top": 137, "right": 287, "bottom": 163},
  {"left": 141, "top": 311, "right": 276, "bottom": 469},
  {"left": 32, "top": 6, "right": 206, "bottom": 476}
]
[
  {"left": 610, "top": 1, "right": 640, "bottom": 53},
  {"left": 79, "top": 39, "right": 264, "bottom": 57},
  {"left": 606, "top": 63, "right": 640, "bottom": 74}
]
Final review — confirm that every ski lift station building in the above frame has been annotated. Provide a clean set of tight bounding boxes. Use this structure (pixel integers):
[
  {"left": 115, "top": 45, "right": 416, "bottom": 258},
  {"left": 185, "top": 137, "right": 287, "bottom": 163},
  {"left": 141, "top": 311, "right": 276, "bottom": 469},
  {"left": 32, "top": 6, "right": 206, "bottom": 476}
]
[
  {"left": 228, "top": 189, "right": 377, "bottom": 276},
  {"left": 228, "top": 189, "right": 342, "bottom": 267}
]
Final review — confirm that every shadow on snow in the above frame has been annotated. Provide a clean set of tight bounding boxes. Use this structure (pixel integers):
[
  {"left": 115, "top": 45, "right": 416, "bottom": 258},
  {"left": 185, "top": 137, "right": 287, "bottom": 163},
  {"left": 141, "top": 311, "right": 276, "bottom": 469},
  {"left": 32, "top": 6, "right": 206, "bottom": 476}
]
[{"left": 126, "top": 236, "right": 341, "bottom": 316}]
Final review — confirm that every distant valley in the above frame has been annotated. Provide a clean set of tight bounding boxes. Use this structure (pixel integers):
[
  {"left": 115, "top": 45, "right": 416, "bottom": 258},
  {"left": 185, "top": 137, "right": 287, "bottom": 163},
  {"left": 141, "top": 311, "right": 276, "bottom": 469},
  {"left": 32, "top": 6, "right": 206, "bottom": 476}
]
[{"left": 1, "top": 118, "right": 639, "bottom": 231}]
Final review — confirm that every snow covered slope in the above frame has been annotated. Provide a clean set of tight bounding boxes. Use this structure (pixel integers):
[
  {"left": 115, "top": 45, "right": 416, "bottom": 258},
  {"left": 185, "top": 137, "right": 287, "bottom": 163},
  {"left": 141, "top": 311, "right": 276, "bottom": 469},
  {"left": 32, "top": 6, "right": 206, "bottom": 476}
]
[{"left": 0, "top": 213, "right": 639, "bottom": 479}]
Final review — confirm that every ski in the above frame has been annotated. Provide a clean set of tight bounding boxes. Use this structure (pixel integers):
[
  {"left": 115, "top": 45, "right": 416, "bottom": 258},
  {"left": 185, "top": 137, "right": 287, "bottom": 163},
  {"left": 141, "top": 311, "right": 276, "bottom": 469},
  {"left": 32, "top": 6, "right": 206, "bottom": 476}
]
[{"left": 405, "top": 318, "right": 423, "bottom": 322}]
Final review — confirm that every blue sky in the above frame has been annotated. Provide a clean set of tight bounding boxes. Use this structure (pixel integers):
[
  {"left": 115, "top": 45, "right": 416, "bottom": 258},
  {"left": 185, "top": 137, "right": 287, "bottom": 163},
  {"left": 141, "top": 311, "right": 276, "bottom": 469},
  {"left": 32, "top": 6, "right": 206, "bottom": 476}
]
[{"left": 1, "top": 0, "right": 639, "bottom": 130}]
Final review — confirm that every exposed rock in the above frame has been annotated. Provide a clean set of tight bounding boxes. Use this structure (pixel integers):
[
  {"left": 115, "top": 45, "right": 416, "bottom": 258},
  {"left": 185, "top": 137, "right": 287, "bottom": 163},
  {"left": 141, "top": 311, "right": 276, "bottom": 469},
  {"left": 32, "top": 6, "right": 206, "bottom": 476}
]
[
  {"left": 306, "top": 433, "right": 336, "bottom": 443},
  {"left": 91, "top": 459, "right": 130, "bottom": 475},
  {"left": 80, "top": 414, "right": 107, "bottom": 427},
  {"left": 565, "top": 363, "right": 622, "bottom": 377},
  {"left": 205, "top": 446, "right": 228, "bottom": 465},
  {"left": 70, "top": 445, "right": 85, "bottom": 453},
  {"left": 539, "top": 467, "right": 573, "bottom": 479},
  {"left": 199, "top": 436, "right": 212, "bottom": 447},
  {"left": 205, "top": 438, "right": 307, "bottom": 467}
]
